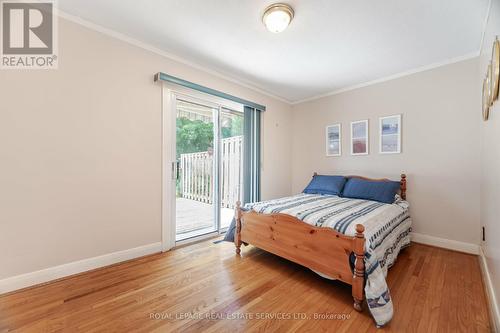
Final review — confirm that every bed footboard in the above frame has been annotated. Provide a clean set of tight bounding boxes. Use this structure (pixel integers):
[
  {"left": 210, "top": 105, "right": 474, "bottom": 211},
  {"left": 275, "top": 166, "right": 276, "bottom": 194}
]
[
  {"left": 234, "top": 201, "right": 365, "bottom": 311},
  {"left": 234, "top": 202, "right": 242, "bottom": 255}
]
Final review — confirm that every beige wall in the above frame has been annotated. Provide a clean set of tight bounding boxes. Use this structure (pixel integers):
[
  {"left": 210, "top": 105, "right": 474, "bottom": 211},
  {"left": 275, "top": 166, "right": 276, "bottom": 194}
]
[
  {"left": 291, "top": 59, "right": 481, "bottom": 245},
  {"left": 0, "top": 18, "right": 293, "bottom": 279},
  {"left": 479, "top": 0, "right": 500, "bottom": 315}
]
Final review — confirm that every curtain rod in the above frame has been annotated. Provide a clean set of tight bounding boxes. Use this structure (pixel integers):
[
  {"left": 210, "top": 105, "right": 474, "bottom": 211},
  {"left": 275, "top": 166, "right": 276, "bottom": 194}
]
[{"left": 154, "top": 72, "right": 266, "bottom": 111}]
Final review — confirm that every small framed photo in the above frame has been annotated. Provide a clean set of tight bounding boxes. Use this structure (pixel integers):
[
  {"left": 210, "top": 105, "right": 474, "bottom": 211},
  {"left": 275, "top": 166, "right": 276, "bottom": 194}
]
[
  {"left": 379, "top": 115, "right": 401, "bottom": 154},
  {"left": 326, "top": 124, "right": 341, "bottom": 156},
  {"left": 350, "top": 120, "right": 369, "bottom": 155}
]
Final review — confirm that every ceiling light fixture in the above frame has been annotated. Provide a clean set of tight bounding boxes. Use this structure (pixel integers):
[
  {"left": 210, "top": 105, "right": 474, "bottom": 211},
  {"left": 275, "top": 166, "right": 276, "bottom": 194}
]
[{"left": 262, "top": 3, "right": 294, "bottom": 33}]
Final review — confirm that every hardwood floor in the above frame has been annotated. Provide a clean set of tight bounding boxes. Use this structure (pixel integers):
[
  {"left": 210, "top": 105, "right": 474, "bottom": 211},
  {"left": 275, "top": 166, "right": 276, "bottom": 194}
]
[{"left": 0, "top": 241, "right": 491, "bottom": 332}]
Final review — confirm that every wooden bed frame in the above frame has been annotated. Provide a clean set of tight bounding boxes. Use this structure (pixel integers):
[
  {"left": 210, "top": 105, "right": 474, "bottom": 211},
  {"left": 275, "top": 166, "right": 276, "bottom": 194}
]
[{"left": 234, "top": 173, "right": 407, "bottom": 311}]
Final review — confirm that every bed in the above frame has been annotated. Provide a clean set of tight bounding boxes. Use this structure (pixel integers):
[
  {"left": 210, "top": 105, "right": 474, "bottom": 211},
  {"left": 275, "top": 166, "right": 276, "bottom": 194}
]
[{"left": 228, "top": 173, "right": 411, "bottom": 327}]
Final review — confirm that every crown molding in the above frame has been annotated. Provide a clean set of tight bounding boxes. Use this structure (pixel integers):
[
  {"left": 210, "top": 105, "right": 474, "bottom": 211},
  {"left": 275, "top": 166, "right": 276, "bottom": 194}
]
[
  {"left": 55, "top": 8, "right": 485, "bottom": 107},
  {"left": 479, "top": 0, "right": 493, "bottom": 54},
  {"left": 293, "top": 0, "right": 489, "bottom": 105},
  {"left": 56, "top": 10, "right": 292, "bottom": 105},
  {"left": 291, "top": 52, "right": 480, "bottom": 105}
]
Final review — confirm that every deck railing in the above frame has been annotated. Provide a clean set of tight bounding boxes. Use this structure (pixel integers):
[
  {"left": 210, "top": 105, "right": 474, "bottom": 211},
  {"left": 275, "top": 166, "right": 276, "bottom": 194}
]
[{"left": 180, "top": 135, "right": 242, "bottom": 209}]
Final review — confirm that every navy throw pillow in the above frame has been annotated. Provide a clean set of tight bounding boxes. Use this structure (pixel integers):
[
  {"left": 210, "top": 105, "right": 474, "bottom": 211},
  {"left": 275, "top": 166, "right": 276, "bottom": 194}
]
[
  {"left": 342, "top": 178, "right": 400, "bottom": 204},
  {"left": 303, "top": 175, "right": 347, "bottom": 196}
]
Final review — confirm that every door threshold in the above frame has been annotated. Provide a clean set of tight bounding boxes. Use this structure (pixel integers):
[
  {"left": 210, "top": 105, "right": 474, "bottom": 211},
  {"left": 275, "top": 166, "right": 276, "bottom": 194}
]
[
  {"left": 176, "top": 226, "right": 217, "bottom": 241},
  {"left": 175, "top": 231, "right": 222, "bottom": 248}
]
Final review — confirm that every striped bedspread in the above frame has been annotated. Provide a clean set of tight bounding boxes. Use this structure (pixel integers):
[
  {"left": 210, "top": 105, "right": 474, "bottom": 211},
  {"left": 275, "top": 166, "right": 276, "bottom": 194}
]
[{"left": 244, "top": 193, "right": 412, "bottom": 327}]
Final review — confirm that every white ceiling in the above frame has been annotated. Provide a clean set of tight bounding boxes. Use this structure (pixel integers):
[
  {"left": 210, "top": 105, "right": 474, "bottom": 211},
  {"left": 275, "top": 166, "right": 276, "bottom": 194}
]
[{"left": 57, "top": 0, "right": 489, "bottom": 103}]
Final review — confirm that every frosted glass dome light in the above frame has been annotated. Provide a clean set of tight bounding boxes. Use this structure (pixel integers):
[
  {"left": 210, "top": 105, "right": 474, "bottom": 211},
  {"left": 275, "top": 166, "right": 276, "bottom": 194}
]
[{"left": 263, "top": 4, "right": 294, "bottom": 33}]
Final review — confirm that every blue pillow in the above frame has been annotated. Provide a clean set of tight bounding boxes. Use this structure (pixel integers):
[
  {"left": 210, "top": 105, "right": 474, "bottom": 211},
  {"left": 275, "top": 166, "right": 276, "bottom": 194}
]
[
  {"left": 342, "top": 178, "right": 400, "bottom": 204},
  {"left": 303, "top": 175, "right": 347, "bottom": 196}
]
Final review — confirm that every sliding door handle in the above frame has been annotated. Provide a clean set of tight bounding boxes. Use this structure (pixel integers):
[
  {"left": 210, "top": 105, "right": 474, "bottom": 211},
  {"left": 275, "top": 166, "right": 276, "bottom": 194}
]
[{"left": 172, "top": 161, "right": 180, "bottom": 180}]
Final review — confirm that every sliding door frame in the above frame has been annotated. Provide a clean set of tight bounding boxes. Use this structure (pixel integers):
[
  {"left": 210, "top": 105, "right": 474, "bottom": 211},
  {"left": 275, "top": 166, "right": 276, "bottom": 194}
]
[{"left": 161, "top": 83, "right": 243, "bottom": 251}]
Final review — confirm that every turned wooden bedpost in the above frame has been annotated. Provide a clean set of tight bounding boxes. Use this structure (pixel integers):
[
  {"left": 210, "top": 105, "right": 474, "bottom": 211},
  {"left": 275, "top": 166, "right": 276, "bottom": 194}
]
[
  {"left": 400, "top": 174, "right": 407, "bottom": 200},
  {"left": 235, "top": 201, "right": 242, "bottom": 255},
  {"left": 352, "top": 224, "right": 365, "bottom": 312}
]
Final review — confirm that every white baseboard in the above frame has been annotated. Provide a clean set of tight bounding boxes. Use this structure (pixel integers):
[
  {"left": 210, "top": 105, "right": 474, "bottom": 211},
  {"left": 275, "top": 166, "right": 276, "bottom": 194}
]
[
  {"left": 0, "top": 234, "right": 483, "bottom": 294},
  {"left": 479, "top": 246, "right": 500, "bottom": 333},
  {"left": 411, "top": 232, "right": 480, "bottom": 255},
  {"left": 0, "top": 242, "right": 162, "bottom": 295}
]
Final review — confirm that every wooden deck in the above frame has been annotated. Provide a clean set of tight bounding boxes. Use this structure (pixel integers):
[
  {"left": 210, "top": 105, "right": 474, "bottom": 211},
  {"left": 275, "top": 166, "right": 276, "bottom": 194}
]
[
  {"left": 0, "top": 242, "right": 491, "bottom": 332},
  {"left": 176, "top": 198, "right": 234, "bottom": 237}
]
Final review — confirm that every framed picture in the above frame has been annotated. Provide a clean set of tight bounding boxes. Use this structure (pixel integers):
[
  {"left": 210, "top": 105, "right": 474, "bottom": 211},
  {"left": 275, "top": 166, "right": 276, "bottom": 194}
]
[
  {"left": 350, "top": 120, "right": 369, "bottom": 155},
  {"left": 379, "top": 114, "right": 401, "bottom": 154},
  {"left": 326, "top": 124, "right": 341, "bottom": 156}
]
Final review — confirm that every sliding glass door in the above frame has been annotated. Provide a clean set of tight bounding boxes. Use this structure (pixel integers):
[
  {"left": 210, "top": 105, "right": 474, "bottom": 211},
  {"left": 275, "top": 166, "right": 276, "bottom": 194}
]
[
  {"left": 175, "top": 99, "right": 217, "bottom": 240},
  {"left": 220, "top": 108, "right": 244, "bottom": 230},
  {"left": 174, "top": 96, "right": 243, "bottom": 241}
]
